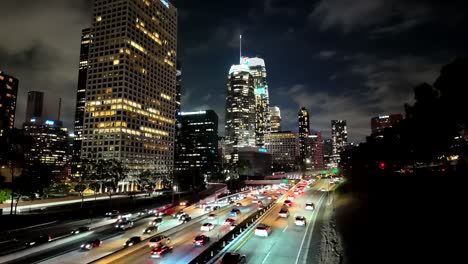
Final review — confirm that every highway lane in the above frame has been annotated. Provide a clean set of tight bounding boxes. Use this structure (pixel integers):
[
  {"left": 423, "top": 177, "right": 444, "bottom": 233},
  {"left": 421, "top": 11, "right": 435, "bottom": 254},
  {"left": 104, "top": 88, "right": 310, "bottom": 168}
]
[
  {"left": 106, "top": 196, "right": 274, "bottom": 264},
  {"left": 222, "top": 180, "right": 330, "bottom": 264}
]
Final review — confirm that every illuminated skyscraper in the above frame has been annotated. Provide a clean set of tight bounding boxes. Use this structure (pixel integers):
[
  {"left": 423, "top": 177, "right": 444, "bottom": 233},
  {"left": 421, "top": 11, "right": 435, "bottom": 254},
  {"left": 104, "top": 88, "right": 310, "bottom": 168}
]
[
  {"left": 0, "top": 71, "right": 18, "bottom": 139},
  {"left": 331, "top": 120, "right": 348, "bottom": 164},
  {"left": 82, "top": 0, "right": 178, "bottom": 180},
  {"left": 73, "top": 28, "right": 90, "bottom": 162},
  {"left": 241, "top": 57, "right": 270, "bottom": 147},
  {"left": 270, "top": 106, "right": 281, "bottom": 132},
  {"left": 298, "top": 107, "right": 310, "bottom": 164},
  {"left": 225, "top": 64, "right": 256, "bottom": 159}
]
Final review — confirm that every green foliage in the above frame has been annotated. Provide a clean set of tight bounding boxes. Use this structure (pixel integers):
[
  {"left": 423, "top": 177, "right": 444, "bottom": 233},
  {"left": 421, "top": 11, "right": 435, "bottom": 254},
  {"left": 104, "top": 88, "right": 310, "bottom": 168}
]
[{"left": 0, "top": 189, "right": 11, "bottom": 203}]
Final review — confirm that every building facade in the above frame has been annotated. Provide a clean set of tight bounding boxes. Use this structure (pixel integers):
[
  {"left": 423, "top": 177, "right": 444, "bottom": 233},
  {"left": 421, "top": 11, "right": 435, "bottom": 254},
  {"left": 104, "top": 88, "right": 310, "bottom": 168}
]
[
  {"left": 81, "top": 0, "right": 178, "bottom": 176},
  {"left": 298, "top": 107, "right": 310, "bottom": 164},
  {"left": 371, "top": 114, "right": 403, "bottom": 135},
  {"left": 265, "top": 131, "right": 297, "bottom": 168},
  {"left": 238, "top": 147, "right": 272, "bottom": 178},
  {"left": 225, "top": 64, "right": 256, "bottom": 160},
  {"left": 241, "top": 57, "right": 270, "bottom": 147},
  {"left": 0, "top": 71, "right": 18, "bottom": 139},
  {"left": 25, "top": 91, "right": 44, "bottom": 122},
  {"left": 175, "top": 110, "right": 219, "bottom": 181},
  {"left": 23, "top": 118, "right": 69, "bottom": 177},
  {"left": 270, "top": 106, "right": 281, "bottom": 132},
  {"left": 331, "top": 120, "right": 348, "bottom": 164},
  {"left": 312, "top": 131, "right": 324, "bottom": 170},
  {"left": 73, "top": 28, "right": 91, "bottom": 163}
]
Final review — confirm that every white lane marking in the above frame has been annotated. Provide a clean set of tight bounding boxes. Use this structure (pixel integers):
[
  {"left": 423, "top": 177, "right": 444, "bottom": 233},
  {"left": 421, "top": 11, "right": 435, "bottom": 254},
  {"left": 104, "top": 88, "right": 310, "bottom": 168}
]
[
  {"left": 282, "top": 225, "right": 289, "bottom": 233},
  {"left": 261, "top": 250, "right": 272, "bottom": 264},
  {"left": 294, "top": 193, "right": 325, "bottom": 264}
]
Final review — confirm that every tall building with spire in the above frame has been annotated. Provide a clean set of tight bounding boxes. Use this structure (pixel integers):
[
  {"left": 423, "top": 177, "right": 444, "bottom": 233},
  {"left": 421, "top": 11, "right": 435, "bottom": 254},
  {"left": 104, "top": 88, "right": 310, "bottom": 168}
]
[
  {"left": 241, "top": 56, "right": 270, "bottom": 147},
  {"left": 225, "top": 64, "right": 256, "bottom": 160},
  {"left": 81, "top": 0, "right": 178, "bottom": 182},
  {"left": 298, "top": 107, "right": 310, "bottom": 165}
]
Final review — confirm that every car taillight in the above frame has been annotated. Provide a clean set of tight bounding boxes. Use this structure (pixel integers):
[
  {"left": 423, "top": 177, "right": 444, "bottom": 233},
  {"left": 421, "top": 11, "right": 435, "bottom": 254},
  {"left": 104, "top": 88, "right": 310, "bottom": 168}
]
[
  {"left": 48, "top": 236, "right": 52, "bottom": 240},
  {"left": 193, "top": 239, "right": 196, "bottom": 243}
]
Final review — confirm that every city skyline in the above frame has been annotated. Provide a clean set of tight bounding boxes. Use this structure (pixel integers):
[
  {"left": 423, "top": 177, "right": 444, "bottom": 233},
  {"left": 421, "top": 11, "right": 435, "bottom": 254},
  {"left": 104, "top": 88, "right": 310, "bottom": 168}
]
[{"left": 1, "top": 0, "right": 468, "bottom": 143}]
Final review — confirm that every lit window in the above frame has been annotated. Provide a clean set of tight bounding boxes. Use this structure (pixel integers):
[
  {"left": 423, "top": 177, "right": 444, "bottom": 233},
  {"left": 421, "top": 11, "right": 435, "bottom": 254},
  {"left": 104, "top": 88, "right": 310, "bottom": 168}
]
[
  {"left": 113, "top": 60, "right": 120, "bottom": 65},
  {"left": 96, "top": 16, "right": 102, "bottom": 22}
]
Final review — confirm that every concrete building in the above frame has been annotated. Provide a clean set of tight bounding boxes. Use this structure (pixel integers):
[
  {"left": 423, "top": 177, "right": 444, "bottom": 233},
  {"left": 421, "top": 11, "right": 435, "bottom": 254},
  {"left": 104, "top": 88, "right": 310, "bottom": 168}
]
[
  {"left": 238, "top": 147, "right": 272, "bottom": 178},
  {"left": 81, "top": 0, "right": 178, "bottom": 177},
  {"left": 265, "top": 131, "right": 297, "bottom": 168},
  {"left": 0, "top": 71, "right": 18, "bottom": 140}
]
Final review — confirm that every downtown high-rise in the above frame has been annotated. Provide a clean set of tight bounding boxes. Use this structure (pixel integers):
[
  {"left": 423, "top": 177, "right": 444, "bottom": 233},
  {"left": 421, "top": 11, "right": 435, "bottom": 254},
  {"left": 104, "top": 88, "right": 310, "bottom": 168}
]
[
  {"left": 0, "top": 71, "right": 18, "bottom": 139},
  {"left": 25, "top": 91, "right": 44, "bottom": 121},
  {"left": 331, "top": 120, "right": 348, "bottom": 164},
  {"left": 73, "top": 28, "right": 91, "bottom": 162},
  {"left": 270, "top": 106, "right": 281, "bottom": 132},
  {"left": 298, "top": 107, "right": 310, "bottom": 165},
  {"left": 241, "top": 57, "right": 270, "bottom": 147},
  {"left": 225, "top": 64, "right": 256, "bottom": 160},
  {"left": 81, "top": 0, "right": 178, "bottom": 176}
]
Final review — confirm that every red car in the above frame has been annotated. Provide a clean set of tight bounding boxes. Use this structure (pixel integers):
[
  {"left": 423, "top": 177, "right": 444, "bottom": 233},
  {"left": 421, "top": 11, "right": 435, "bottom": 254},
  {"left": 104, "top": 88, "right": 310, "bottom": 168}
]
[
  {"left": 224, "top": 218, "right": 235, "bottom": 225},
  {"left": 150, "top": 245, "right": 173, "bottom": 258},
  {"left": 193, "top": 235, "right": 210, "bottom": 246},
  {"left": 81, "top": 239, "right": 101, "bottom": 250}
]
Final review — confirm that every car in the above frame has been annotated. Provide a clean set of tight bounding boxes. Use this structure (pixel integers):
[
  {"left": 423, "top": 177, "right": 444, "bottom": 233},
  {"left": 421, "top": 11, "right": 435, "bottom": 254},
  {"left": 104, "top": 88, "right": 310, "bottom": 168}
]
[
  {"left": 305, "top": 202, "right": 315, "bottom": 210},
  {"left": 254, "top": 224, "right": 271, "bottom": 237},
  {"left": 148, "top": 217, "right": 163, "bottom": 226},
  {"left": 118, "top": 213, "right": 132, "bottom": 219},
  {"left": 173, "top": 211, "right": 185, "bottom": 218},
  {"left": 193, "top": 235, "right": 210, "bottom": 246},
  {"left": 235, "top": 202, "right": 242, "bottom": 207},
  {"left": 105, "top": 210, "right": 119, "bottom": 218},
  {"left": 228, "top": 199, "right": 235, "bottom": 204},
  {"left": 230, "top": 208, "right": 241, "bottom": 217},
  {"left": 320, "top": 188, "right": 327, "bottom": 192},
  {"left": 220, "top": 252, "right": 247, "bottom": 264},
  {"left": 200, "top": 223, "right": 215, "bottom": 232},
  {"left": 208, "top": 213, "right": 217, "bottom": 220},
  {"left": 295, "top": 216, "right": 307, "bottom": 226},
  {"left": 224, "top": 218, "right": 235, "bottom": 225},
  {"left": 81, "top": 239, "right": 101, "bottom": 250},
  {"left": 150, "top": 245, "right": 173, "bottom": 258},
  {"left": 179, "top": 214, "right": 192, "bottom": 223},
  {"left": 213, "top": 205, "right": 221, "bottom": 210},
  {"left": 294, "top": 190, "right": 299, "bottom": 195},
  {"left": 148, "top": 235, "right": 171, "bottom": 247},
  {"left": 124, "top": 236, "right": 141, "bottom": 247},
  {"left": 287, "top": 195, "right": 295, "bottom": 201},
  {"left": 71, "top": 226, "right": 90, "bottom": 235},
  {"left": 257, "top": 200, "right": 263, "bottom": 206},
  {"left": 137, "top": 209, "right": 149, "bottom": 216},
  {"left": 115, "top": 220, "right": 134, "bottom": 230},
  {"left": 205, "top": 205, "right": 213, "bottom": 212},
  {"left": 279, "top": 208, "right": 289, "bottom": 218},
  {"left": 25, "top": 235, "right": 52, "bottom": 247},
  {"left": 179, "top": 200, "right": 189, "bottom": 206},
  {"left": 283, "top": 200, "right": 292, "bottom": 207},
  {"left": 144, "top": 226, "right": 158, "bottom": 234}
]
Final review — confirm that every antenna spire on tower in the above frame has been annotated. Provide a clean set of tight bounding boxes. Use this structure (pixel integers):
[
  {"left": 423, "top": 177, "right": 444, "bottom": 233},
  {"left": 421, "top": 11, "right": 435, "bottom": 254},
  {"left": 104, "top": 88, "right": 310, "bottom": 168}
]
[{"left": 239, "top": 34, "right": 242, "bottom": 64}]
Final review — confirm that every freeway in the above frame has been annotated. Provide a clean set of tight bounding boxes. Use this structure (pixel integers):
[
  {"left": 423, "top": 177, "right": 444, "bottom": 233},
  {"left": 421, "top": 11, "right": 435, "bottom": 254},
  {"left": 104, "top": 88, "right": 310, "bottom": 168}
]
[
  {"left": 101, "top": 196, "right": 275, "bottom": 263},
  {"left": 217, "top": 179, "right": 330, "bottom": 264}
]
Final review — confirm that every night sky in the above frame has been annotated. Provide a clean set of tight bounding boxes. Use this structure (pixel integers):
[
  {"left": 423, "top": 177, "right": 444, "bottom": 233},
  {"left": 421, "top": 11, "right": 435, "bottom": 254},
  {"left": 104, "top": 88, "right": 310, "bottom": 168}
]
[{"left": 1, "top": 0, "right": 467, "bottom": 141}]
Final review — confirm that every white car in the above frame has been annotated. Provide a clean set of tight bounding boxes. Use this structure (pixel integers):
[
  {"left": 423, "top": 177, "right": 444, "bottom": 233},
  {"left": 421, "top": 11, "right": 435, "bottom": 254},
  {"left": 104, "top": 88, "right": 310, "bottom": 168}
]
[
  {"left": 148, "top": 235, "right": 171, "bottom": 248},
  {"left": 295, "top": 216, "right": 306, "bottom": 226},
  {"left": 320, "top": 188, "right": 327, "bottom": 192},
  {"left": 200, "top": 223, "right": 215, "bottom": 232},
  {"left": 115, "top": 221, "right": 134, "bottom": 230},
  {"left": 255, "top": 224, "right": 271, "bottom": 237},
  {"left": 287, "top": 195, "right": 295, "bottom": 201},
  {"left": 305, "top": 203, "right": 315, "bottom": 210},
  {"left": 278, "top": 208, "right": 289, "bottom": 218}
]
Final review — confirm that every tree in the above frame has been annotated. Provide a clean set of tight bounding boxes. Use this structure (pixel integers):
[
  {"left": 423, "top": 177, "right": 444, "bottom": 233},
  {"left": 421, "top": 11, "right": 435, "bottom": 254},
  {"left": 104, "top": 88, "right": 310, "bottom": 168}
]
[
  {"left": 74, "top": 183, "right": 87, "bottom": 208},
  {"left": 0, "top": 189, "right": 11, "bottom": 203},
  {"left": 135, "top": 170, "right": 157, "bottom": 193},
  {"left": 94, "top": 159, "right": 127, "bottom": 208}
]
